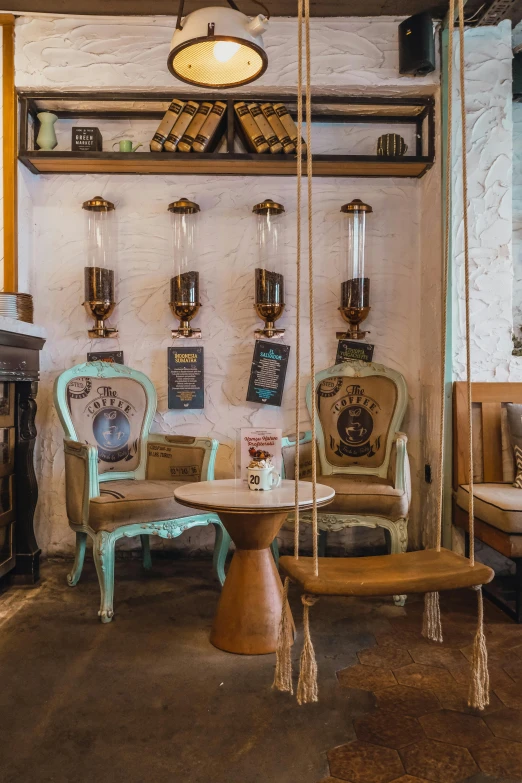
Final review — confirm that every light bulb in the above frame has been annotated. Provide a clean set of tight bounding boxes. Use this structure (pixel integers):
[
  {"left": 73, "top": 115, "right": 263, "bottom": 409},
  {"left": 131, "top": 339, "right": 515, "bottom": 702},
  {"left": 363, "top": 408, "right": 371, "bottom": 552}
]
[{"left": 213, "top": 41, "right": 241, "bottom": 63}]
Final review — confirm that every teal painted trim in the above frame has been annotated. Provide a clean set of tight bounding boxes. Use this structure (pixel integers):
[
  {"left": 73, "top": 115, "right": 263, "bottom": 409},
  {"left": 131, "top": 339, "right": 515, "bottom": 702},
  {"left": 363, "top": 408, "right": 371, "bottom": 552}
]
[{"left": 441, "top": 23, "right": 455, "bottom": 549}]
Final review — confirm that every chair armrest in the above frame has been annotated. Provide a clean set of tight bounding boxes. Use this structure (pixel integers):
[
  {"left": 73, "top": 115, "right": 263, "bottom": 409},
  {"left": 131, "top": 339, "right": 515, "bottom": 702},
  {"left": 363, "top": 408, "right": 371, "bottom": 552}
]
[
  {"left": 390, "top": 432, "right": 409, "bottom": 494},
  {"left": 146, "top": 434, "right": 219, "bottom": 482},
  {"left": 63, "top": 439, "right": 100, "bottom": 526}
]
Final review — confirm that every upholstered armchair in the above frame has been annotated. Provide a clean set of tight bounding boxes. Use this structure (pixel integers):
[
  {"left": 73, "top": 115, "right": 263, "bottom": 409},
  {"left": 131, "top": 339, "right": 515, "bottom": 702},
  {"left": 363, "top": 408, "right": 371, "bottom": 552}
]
[
  {"left": 54, "top": 361, "right": 229, "bottom": 623},
  {"left": 282, "top": 361, "right": 411, "bottom": 603}
]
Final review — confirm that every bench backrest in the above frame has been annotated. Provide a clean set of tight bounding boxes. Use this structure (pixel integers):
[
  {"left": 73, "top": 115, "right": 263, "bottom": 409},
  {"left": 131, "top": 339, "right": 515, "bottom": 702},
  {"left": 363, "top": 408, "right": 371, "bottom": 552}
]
[{"left": 453, "top": 382, "right": 522, "bottom": 489}]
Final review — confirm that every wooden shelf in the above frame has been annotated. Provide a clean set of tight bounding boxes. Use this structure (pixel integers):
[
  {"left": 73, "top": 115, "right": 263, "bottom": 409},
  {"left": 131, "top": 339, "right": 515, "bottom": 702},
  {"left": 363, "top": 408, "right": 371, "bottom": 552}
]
[
  {"left": 17, "top": 91, "right": 436, "bottom": 179},
  {"left": 19, "top": 151, "right": 433, "bottom": 178}
]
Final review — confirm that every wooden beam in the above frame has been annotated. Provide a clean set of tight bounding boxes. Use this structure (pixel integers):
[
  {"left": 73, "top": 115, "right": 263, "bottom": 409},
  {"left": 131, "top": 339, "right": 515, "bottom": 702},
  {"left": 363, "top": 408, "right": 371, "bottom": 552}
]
[{"left": 2, "top": 15, "right": 16, "bottom": 293}]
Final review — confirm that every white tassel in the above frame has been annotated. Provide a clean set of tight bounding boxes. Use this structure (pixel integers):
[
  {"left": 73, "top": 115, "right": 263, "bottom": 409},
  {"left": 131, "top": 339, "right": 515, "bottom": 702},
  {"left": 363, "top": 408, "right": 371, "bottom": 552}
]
[
  {"left": 468, "top": 586, "right": 489, "bottom": 710},
  {"left": 422, "top": 591, "right": 443, "bottom": 643},
  {"left": 272, "top": 577, "right": 293, "bottom": 694},
  {"left": 297, "top": 594, "right": 319, "bottom": 705}
]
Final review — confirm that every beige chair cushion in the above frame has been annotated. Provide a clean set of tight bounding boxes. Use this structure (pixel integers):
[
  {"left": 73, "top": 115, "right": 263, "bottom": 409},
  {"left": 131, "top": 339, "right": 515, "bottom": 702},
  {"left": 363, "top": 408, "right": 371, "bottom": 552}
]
[
  {"left": 456, "top": 483, "right": 522, "bottom": 534},
  {"left": 89, "top": 479, "right": 201, "bottom": 532},
  {"left": 303, "top": 474, "right": 408, "bottom": 520}
]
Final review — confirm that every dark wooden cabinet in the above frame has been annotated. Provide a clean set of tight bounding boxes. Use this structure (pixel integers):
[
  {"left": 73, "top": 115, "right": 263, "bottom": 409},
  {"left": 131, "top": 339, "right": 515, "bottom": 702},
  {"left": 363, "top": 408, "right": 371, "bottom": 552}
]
[{"left": 0, "top": 330, "right": 45, "bottom": 584}]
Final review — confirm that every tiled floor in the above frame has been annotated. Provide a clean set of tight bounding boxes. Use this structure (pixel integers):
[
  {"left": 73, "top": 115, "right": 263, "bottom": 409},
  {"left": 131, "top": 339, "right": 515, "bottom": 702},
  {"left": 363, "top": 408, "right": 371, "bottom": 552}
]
[
  {"left": 2, "top": 559, "right": 522, "bottom": 782},
  {"left": 321, "top": 591, "right": 522, "bottom": 783}
]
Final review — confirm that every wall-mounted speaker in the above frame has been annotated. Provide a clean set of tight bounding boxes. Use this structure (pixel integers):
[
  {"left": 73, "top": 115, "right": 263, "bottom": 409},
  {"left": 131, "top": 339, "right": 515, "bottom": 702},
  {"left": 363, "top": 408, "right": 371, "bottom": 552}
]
[{"left": 398, "top": 12, "right": 436, "bottom": 76}]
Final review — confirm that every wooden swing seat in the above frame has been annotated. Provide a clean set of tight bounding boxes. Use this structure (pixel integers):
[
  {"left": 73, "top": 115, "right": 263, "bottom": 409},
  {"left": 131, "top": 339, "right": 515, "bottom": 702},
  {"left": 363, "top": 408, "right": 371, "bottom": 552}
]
[{"left": 279, "top": 548, "right": 494, "bottom": 597}]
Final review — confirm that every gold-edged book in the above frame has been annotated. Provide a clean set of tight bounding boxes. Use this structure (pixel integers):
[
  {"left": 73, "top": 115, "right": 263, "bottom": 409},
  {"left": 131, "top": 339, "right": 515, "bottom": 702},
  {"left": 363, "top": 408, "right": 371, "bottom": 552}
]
[
  {"left": 150, "top": 98, "right": 186, "bottom": 151},
  {"left": 260, "top": 103, "right": 295, "bottom": 154},
  {"left": 164, "top": 101, "right": 199, "bottom": 152},
  {"left": 273, "top": 103, "right": 307, "bottom": 155},
  {"left": 234, "top": 102, "right": 269, "bottom": 154},
  {"left": 247, "top": 103, "right": 282, "bottom": 154},
  {"left": 178, "top": 102, "right": 214, "bottom": 153},
  {"left": 192, "top": 101, "right": 227, "bottom": 152}
]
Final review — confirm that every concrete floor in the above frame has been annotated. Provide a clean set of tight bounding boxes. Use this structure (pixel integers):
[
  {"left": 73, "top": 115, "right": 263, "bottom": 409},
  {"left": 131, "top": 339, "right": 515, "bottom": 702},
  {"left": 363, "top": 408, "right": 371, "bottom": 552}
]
[{"left": 0, "top": 557, "right": 521, "bottom": 783}]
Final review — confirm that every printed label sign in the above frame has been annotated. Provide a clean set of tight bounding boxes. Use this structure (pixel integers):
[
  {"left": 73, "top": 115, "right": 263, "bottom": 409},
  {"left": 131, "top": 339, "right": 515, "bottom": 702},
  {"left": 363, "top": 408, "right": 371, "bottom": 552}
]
[
  {"left": 168, "top": 347, "right": 204, "bottom": 409},
  {"left": 336, "top": 340, "right": 374, "bottom": 364},
  {"left": 240, "top": 428, "right": 282, "bottom": 483},
  {"left": 87, "top": 351, "right": 124, "bottom": 365},
  {"left": 246, "top": 340, "right": 290, "bottom": 407}
]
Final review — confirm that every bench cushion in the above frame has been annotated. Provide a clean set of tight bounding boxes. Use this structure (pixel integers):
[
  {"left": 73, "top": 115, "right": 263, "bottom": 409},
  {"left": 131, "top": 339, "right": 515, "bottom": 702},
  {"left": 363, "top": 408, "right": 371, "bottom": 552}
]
[
  {"left": 303, "top": 474, "right": 408, "bottom": 520},
  {"left": 456, "top": 483, "right": 522, "bottom": 534},
  {"left": 89, "top": 479, "right": 202, "bottom": 532}
]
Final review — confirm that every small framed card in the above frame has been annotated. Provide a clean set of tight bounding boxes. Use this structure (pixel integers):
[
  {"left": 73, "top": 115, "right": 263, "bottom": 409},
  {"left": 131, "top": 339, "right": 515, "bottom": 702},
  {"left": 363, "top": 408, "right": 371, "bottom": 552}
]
[
  {"left": 168, "top": 347, "right": 204, "bottom": 409},
  {"left": 246, "top": 340, "right": 290, "bottom": 407},
  {"left": 87, "top": 350, "right": 124, "bottom": 365},
  {"left": 336, "top": 339, "right": 374, "bottom": 364}
]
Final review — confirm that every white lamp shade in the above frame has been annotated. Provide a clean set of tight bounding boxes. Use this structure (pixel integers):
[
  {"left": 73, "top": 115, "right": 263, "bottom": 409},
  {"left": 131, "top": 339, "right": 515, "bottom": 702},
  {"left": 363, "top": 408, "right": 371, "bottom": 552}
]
[{"left": 168, "top": 7, "right": 268, "bottom": 88}]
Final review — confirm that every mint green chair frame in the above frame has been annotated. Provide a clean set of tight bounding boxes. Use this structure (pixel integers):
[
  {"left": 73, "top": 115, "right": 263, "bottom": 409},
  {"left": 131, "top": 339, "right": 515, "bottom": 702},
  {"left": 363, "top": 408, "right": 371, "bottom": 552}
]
[{"left": 54, "top": 361, "right": 230, "bottom": 622}]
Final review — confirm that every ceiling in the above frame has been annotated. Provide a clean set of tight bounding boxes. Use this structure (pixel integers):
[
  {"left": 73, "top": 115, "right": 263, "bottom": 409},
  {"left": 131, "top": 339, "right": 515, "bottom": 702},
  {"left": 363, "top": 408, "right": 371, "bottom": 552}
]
[
  {"left": 0, "top": 0, "right": 491, "bottom": 20},
  {"left": 1, "top": 0, "right": 520, "bottom": 25}
]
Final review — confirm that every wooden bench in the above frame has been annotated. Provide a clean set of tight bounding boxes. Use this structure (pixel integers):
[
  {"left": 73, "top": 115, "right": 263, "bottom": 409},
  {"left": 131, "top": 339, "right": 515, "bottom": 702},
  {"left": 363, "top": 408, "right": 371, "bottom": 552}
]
[{"left": 453, "top": 381, "right": 522, "bottom": 621}]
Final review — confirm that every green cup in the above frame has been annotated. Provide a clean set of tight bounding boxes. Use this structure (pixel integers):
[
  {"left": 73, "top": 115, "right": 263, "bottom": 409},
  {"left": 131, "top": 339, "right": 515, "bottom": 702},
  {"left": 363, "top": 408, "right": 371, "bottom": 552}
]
[{"left": 113, "top": 140, "right": 142, "bottom": 152}]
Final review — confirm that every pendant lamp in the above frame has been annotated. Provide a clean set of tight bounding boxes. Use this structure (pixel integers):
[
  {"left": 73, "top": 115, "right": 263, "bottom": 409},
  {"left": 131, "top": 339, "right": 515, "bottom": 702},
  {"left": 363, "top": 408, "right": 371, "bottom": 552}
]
[{"left": 168, "top": 0, "right": 269, "bottom": 88}]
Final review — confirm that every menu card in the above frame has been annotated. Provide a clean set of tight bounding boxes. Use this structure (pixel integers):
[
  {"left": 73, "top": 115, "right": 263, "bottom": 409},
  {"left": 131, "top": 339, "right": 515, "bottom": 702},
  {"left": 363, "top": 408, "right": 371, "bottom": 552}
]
[{"left": 239, "top": 428, "right": 282, "bottom": 483}]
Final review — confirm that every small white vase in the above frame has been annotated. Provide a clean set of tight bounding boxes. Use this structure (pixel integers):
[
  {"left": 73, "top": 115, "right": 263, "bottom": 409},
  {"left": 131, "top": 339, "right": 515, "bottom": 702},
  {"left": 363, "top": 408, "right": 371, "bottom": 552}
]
[{"left": 36, "top": 112, "right": 58, "bottom": 151}]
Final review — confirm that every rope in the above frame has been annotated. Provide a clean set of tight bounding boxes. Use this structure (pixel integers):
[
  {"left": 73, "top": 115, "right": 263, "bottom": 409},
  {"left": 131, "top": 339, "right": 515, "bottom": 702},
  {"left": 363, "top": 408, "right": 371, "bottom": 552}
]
[
  {"left": 422, "top": 591, "right": 443, "bottom": 643},
  {"left": 297, "top": 594, "right": 319, "bottom": 704},
  {"left": 458, "top": 0, "right": 475, "bottom": 562},
  {"left": 272, "top": 576, "right": 294, "bottom": 693},
  {"left": 294, "top": 0, "right": 303, "bottom": 560},
  {"left": 304, "top": 0, "right": 318, "bottom": 577},
  {"left": 468, "top": 585, "right": 489, "bottom": 708}
]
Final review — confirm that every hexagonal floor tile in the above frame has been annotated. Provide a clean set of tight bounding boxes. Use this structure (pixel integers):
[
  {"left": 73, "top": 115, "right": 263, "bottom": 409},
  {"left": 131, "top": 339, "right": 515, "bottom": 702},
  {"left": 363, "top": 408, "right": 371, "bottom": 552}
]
[
  {"left": 328, "top": 740, "right": 404, "bottom": 783},
  {"left": 318, "top": 778, "right": 346, "bottom": 783},
  {"left": 374, "top": 685, "right": 440, "bottom": 717},
  {"left": 434, "top": 683, "right": 504, "bottom": 715},
  {"left": 358, "top": 646, "right": 413, "bottom": 669},
  {"left": 419, "top": 709, "right": 492, "bottom": 747},
  {"left": 493, "top": 680, "right": 522, "bottom": 710},
  {"left": 389, "top": 778, "right": 431, "bottom": 783},
  {"left": 401, "top": 738, "right": 478, "bottom": 782},
  {"left": 502, "top": 659, "right": 522, "bottom": 682},
  {"left": 394, "top": 663, "right": 457, "bottom": 691},
  {"left": 408, "top": 644, "right": 467, "bottom": 669},
  {"left": 376, "top": 630, "right": 429, "bottom": 649},
  {"left": 484, "top": 707, "right": 522, "bottom": 742},
  {"left": 337, "top": 664, "right": 397, "bottom": 692},
  {"left": 355, "top": 708, "right": 424, "bottom": 749},
  {"left": 470, "top": 736, "right": 522, "bottom": 779}
]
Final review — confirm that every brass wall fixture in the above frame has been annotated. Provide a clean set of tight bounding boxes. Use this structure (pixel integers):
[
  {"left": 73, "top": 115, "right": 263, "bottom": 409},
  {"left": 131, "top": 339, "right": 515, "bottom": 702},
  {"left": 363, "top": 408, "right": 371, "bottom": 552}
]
[
  {"left": 169, "top": 197, "right": 201, "bottom": 339},
  {"left": 253, "top": 198, "right": 285, "bottom": 339},
  {"left": 83, "top": 196, "right": 118, "bottom": 339},
  {"left": 337, "top": 198, "right": 373, "bottom": 341}
]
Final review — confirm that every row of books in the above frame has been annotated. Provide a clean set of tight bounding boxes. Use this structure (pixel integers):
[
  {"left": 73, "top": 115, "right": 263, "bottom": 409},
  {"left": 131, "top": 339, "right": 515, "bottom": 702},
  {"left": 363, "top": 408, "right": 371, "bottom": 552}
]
[
  {"left": 150, "top": 99, "right": 227, "bottom": 153},
  {"left": 150, "top": 98, "right": 305, "bottom": 155},
  {"left": 234, "top": 102, "right": 306, "bottom": 155}
]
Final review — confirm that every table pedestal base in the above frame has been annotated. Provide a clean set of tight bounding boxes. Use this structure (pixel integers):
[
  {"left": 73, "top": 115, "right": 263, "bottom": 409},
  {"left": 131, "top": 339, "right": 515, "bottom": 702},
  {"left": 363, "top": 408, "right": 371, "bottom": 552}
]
[{"left": 210, "top": 510, "right": 293, "bottom": 655}]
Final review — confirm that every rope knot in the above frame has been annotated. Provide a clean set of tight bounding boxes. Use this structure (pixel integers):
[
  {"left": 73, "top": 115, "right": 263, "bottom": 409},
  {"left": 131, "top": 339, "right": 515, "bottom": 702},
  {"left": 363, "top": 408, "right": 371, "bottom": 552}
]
[{"left": 302, "top": 594, "right": 319, "bottom": 608}]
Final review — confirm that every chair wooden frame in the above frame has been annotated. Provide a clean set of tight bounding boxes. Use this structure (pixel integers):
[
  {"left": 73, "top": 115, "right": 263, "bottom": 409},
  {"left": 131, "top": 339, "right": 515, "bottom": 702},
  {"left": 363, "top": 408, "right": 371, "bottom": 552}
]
[
  {"left": 54, "top": 361, "right": 230, "bottom": 622},
  {"left": 453, "top": 381, "right": 522, "bottom": 622},
  {"left": 282, "top": 361, "right": 410, "bottom": 604}
]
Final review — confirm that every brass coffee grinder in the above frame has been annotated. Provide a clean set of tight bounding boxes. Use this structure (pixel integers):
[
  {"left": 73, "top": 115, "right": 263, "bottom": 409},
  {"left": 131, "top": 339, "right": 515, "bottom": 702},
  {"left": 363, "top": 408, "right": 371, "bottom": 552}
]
[
  {"left": 82, "top": 196, "right": 118, "bottom": 338},
  {"left": 337, "top": 198, "right": 373, "bottom": 340},
  {"left": 169, "top": 197, "right": 201, "bottom": 339},
  {"left": 253, "top": 199, "right": 285, "bottom": 339}
]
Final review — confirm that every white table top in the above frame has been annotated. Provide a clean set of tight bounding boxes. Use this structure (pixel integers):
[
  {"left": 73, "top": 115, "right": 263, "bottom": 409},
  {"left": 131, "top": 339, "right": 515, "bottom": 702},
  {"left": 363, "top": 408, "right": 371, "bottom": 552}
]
[{"left": 174, "top": 478, "right": 335, "bottom": 513}]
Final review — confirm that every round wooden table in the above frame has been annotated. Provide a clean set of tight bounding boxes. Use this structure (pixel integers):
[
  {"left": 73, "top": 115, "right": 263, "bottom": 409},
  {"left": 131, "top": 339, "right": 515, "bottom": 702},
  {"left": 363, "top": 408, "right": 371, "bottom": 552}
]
[{"left": 174, "top": 478, "right": 335, "bottom": 655}]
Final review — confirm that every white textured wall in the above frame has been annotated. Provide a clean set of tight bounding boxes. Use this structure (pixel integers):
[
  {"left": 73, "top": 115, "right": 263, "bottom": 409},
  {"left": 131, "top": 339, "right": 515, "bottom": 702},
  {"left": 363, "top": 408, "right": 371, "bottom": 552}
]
[
  {"left": 513, "top": 97, "right": 522, "bottom": 337},
  {"left": 14, "top": 15, "right": 439, "bottom": 555},
  {"left": 451, "top": 21, "right": 514, "bottom": 382}
]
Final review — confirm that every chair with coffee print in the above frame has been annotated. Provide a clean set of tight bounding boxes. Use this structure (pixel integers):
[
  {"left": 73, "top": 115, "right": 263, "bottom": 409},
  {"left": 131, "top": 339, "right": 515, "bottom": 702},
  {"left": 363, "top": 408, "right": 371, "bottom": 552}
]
[
  {"left": 54, "top": 361, "right": 229, "bottom": 623},
  {"left": 281, "top": 360, "right": 411, "bottom": 604}
]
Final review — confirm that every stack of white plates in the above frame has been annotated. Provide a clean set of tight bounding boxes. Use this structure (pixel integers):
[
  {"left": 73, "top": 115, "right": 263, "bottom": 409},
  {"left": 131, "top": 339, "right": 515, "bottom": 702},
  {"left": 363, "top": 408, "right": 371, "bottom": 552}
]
[{"left": 0, "top": 292, "right": 34, "bottom": 323}]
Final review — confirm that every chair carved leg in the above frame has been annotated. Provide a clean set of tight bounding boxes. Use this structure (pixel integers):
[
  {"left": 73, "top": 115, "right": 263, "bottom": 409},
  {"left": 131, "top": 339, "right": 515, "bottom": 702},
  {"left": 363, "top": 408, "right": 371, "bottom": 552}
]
[
  {"left": 270, "top": 538, "right": 280, "bottom": 568},
  {"left": 67, "top": 531, "right": 87, "bottom": 587},
  {"left": 212, "top": 522, "right": 230, "bottom": 586},
  {"left": 93, "top": 531, "right": 116, "bottom": 623},
  {"left": 140, "top": 535, "right": 152, "bottom": 570},
  {"left": 389, "top": 518, "right": 408, "bottom": 607}
]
